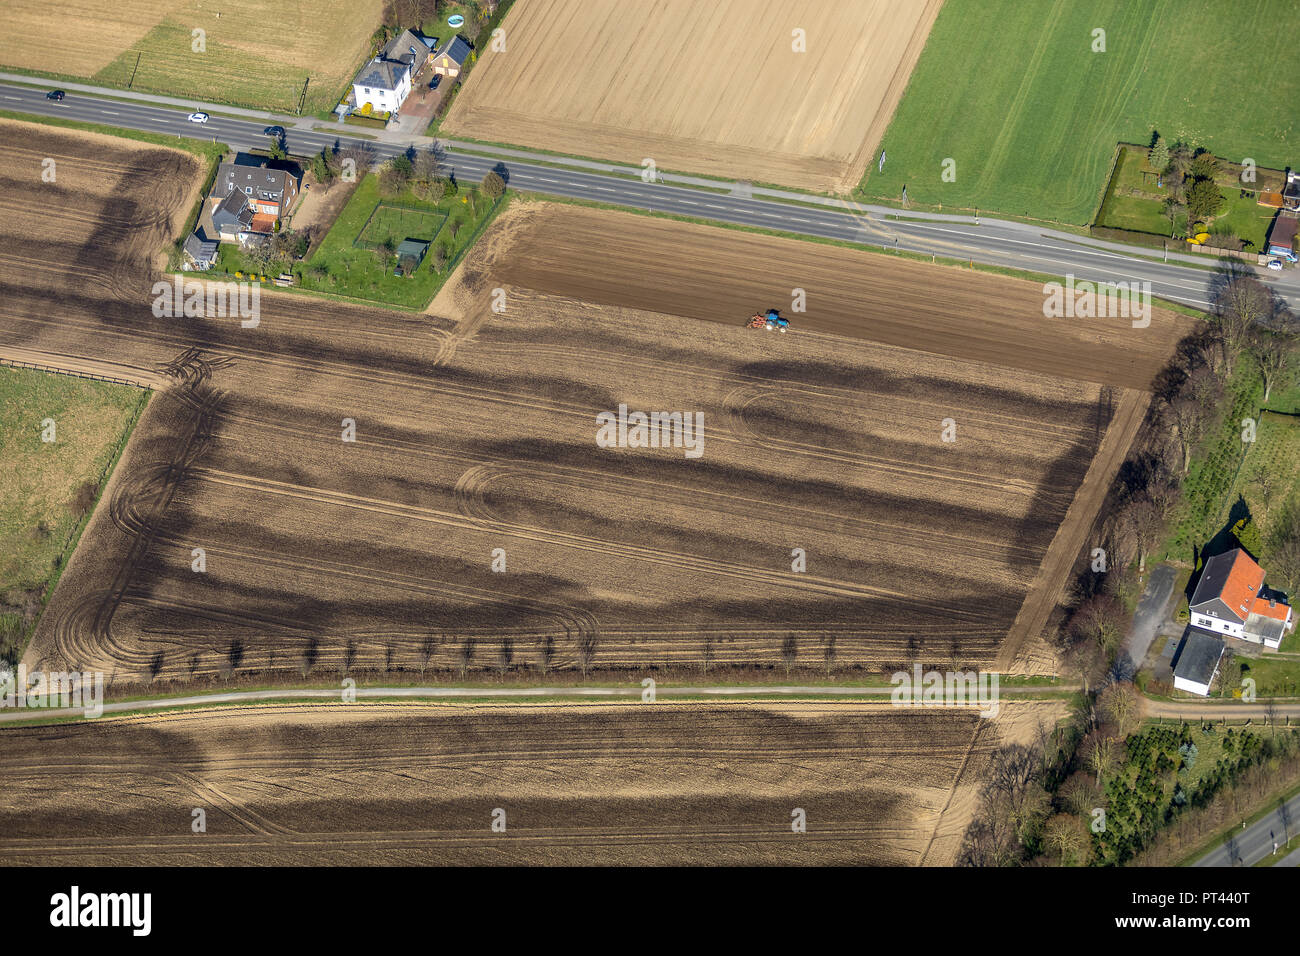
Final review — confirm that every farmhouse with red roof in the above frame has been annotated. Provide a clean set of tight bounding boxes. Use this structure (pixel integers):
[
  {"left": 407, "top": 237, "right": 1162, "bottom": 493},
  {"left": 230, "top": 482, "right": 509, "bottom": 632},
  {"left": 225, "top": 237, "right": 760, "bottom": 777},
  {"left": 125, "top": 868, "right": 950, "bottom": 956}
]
[{"left": 1188, "top": 548, "right": 1294, "bottom": 649}]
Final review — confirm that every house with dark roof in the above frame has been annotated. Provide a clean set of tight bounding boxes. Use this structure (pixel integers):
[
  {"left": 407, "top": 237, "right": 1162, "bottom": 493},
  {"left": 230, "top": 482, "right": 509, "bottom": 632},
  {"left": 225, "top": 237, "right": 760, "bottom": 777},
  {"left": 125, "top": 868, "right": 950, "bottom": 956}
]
[
  {"left": 1172, "top": 630, "right": 1225, "bottom": 697},
  {"left": 211, "top": 189, "right": 259, "bottom": 243},
  {"left": 1189, "top": 548, "right": 1294, "bottom": 649},
  {"left": 352, "top": 28, "right": 433, "bottom": 115},
  {"left": 213, "top": 154, "right": 299, "bottom": 221},
  {"left": 430, "top": 35, "right": 472, "bottom": 77}
]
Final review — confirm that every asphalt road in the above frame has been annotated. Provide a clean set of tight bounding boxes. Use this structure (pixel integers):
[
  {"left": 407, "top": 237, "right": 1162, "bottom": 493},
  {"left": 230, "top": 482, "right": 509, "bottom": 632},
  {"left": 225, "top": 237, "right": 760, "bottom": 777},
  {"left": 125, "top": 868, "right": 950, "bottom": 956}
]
[
  {"left": 4, "top": 81, "right": 1298, "bottom": 313},
  {"left": 1194, "top": 789, "right": 1300, "bottom": 866}
]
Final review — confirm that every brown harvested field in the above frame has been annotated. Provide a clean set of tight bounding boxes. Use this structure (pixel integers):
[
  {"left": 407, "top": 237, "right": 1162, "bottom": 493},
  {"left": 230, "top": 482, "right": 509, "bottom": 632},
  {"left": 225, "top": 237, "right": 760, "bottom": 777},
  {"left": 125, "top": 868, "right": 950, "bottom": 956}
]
[
  {"left": 0, "top": 121, "right": 1193, "bottom": 687},
  {"left": 0, "top": 0, "right": 384, "bottom": 113},
  {"left": 0, "top": 701, "right": 1062, "bottom": 865},
  {"left": 442, "top": 0, "right": 943, "bottom": 192}
]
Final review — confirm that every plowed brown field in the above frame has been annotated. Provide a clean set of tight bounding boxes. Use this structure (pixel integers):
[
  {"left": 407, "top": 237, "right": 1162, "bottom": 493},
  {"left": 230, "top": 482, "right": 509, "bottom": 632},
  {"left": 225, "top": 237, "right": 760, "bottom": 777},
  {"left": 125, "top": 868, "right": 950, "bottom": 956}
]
[
  {"left": 442, "top": 0, "right": 943, "bottom": 192},
  {"left": 0, "top": 701, "right": 1062, "bottom": 866},
  {"left": 0, "top": 123, "right": 1192, "bottom": 687}
]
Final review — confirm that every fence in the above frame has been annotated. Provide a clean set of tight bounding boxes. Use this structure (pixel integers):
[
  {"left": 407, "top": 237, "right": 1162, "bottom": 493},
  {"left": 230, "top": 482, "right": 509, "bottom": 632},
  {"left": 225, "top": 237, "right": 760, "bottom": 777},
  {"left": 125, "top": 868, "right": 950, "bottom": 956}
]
[
  {"left": 0, "top": 358, "right": 153, "bottom": 390},
  {"left": 353, "top": 201, "right": 447, "bottom": 250}
]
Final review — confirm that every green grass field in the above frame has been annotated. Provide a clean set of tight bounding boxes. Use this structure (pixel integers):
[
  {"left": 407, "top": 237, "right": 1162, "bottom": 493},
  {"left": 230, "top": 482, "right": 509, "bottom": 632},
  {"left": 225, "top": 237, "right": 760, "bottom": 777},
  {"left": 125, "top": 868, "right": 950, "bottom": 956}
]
[
  {"left": 357, "top": 204, "right": 447, "bottom": 249},
  {"left": 1223, "top": 411, "right": 1300, "bottom": 542},
  {"left": 859, "top": 0, "right": 1300, "bottom": 224},
  {"left": 0, "top": 367, "right": 146, "bottom": 663}
]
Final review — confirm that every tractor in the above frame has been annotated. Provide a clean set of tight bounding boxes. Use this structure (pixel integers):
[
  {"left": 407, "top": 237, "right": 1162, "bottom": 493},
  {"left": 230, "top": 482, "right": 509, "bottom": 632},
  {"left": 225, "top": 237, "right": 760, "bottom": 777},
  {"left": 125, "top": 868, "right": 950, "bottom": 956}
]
[{"left": 746, "top": 308, "right": 789, "bottom": 332}]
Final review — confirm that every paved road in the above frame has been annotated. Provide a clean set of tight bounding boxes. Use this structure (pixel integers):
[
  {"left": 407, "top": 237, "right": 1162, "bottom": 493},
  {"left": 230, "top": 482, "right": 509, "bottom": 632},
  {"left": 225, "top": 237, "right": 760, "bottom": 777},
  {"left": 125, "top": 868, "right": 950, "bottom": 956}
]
[
  {"left": 1194, "top": 790, "right": 1300, "bottom": 866},
  {"left": 3, "top": 80, "right": 1297, "bottom": 313}
]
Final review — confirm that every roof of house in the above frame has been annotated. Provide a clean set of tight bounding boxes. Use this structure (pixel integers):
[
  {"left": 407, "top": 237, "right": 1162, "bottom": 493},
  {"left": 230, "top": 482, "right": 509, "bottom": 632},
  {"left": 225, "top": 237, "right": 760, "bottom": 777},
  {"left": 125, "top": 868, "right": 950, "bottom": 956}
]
[
  {"left": 1190, "top": 549, "right": 1265, "bottom": 623},
  {"left": 1244, "top": 611, "right": 1289, "bottom": 645},
  {"left": 1173, "top": 630, "right": 1225, "bottom": 686},
  {"left": 183, "top": 232, "right": 219, "bottom": 262},
  {"left": 1270, "top": 213, "right": 1299, "bottom": 247},
  {"left": 1190, "top": 548, "right": 1293, "bottom": 638},
  {"left": 356, "top": 29, "right": 432, "bottom": 91},
  {"left": 214, "top": 156, "right": 297, "bottom": 203},
  {"left": 212, "top": 189, "right": 254, "bottom": 232},
  {"left": 434, "top": 35, "right": 471, "bottom": 65},
  {"left": 355, "top": 59, "right": 406, "bottom": 93}
]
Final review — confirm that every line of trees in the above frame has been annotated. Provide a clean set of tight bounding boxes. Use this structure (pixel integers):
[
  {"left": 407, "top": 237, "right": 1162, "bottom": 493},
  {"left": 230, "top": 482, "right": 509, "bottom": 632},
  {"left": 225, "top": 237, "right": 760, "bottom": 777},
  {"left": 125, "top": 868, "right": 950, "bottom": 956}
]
[{"left": 962, "top": 266, "right": 1299, "bottom": 866}]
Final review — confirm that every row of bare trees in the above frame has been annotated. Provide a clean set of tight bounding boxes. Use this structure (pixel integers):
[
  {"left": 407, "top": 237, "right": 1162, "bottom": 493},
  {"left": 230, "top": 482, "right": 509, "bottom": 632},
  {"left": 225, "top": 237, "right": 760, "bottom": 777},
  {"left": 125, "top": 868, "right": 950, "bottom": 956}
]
[{"left": 963, "top": 269, "right": 1297, "bottom": 866}]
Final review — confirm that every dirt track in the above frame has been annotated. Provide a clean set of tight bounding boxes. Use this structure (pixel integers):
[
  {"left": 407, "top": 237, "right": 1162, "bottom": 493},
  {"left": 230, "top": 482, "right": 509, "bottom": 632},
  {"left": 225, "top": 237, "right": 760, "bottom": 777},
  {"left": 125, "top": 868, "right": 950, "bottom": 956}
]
[
  {"left": 0, "top": 700, "right": 1061, "bottom": 865},
  {"left": 443, "top": 0, "right": 943, "bottom": 192}
]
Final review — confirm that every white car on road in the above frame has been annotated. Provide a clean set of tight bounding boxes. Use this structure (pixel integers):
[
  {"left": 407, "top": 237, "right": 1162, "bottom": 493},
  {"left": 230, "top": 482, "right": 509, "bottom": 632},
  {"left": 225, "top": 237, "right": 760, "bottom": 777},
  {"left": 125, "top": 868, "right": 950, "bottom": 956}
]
[
  {"left": 1266, "top": 259, "right": 1283, "bottom": 271},
  {"left": 187, "top": 112, "right": 209, "bottom": 124}
]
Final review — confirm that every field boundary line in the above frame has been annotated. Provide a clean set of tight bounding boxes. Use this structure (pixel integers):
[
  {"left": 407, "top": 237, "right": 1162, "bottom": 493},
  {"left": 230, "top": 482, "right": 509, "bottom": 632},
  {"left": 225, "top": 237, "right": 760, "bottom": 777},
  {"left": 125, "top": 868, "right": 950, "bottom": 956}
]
[{"left": 995, "top": 387, "right": 1152, "bottom": 673}]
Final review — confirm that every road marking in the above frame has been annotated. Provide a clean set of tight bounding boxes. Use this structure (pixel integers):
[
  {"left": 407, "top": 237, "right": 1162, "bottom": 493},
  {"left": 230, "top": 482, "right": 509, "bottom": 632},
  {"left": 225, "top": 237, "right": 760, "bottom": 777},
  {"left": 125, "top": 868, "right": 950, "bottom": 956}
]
[{"left": 678, "top": 199, "right": 698, "bottom": 206}]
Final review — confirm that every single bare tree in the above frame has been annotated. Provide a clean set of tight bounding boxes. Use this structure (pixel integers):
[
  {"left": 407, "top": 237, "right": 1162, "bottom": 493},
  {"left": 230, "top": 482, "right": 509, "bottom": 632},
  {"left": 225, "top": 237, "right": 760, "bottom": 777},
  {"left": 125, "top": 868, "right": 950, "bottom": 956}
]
[{"left": 1247, "top": 327, "right": 1295, "bottom": 402}]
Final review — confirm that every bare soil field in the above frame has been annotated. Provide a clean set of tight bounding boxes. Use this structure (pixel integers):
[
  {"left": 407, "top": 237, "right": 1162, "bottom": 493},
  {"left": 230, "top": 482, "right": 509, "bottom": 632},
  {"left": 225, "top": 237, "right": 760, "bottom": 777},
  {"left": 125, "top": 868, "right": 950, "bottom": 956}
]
[
  {"left": 442, "top": 0, "right": 943, "bottom": 192},
  {"left": 0, "top": 700, "right": 1062, "bottom": 865},
  {"left": 0, "top": 122, "right": 1192, "bottom": 686},
  {"left": 0, "top": 0, "right": 384, "bottom": 113}
]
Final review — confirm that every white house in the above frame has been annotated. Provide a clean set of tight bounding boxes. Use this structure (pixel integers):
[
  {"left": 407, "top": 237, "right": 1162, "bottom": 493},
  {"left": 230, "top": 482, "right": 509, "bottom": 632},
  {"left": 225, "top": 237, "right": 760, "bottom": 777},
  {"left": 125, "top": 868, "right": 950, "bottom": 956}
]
[
  {"left": 1188, "top": 548, "right": 1294, "bottom": 649},
  {"left": 1172, "top": 630, "right": 1225, "bottom": 697},
  {"left": 352, "top": 29, "right": 432, "bottom": 115}
]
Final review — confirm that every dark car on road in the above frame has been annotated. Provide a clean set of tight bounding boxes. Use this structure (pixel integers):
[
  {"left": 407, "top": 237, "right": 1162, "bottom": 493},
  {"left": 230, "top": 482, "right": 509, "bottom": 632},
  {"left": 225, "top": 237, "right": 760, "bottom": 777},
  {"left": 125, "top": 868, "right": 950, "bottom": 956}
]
[
  {"left": 46, "top": 90, "right": 65, "bottom": 101},
  {"left": 263, "top": 125, "right": 285, "bottom": 137}
]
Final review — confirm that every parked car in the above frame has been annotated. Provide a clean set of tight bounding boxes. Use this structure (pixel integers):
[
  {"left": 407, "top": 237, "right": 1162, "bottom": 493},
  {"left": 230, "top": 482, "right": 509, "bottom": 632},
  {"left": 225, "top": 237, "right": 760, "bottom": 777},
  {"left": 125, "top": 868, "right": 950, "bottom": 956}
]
[
  {"left": 263, "top": 125, "right": 284, "bottom": 137},
  {"left": 429, "top": 76, "right": 441, "bottom": 90},
  {"left": 187, "top": 112, "right": 209, "bottom": 124},
  {"left": 46, "top": 90, "right": 65, "bottom": 101},
  {"left": 1266, "top": 259, "right": 1283, "bottom": 271}
]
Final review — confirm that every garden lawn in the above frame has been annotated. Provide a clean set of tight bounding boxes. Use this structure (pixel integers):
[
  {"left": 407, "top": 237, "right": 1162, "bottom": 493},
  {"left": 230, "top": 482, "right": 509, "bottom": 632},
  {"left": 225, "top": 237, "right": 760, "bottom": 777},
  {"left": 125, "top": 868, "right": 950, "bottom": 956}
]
[{"left": 218, "top": 172, "right": 501, "bottom": 310}]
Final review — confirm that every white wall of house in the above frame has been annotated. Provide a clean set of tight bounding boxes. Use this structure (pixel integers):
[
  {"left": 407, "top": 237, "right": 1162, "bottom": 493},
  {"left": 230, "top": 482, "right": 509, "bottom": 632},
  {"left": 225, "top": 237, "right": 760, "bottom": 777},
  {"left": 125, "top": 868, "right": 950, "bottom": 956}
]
[
  {"left": 1191, "top": 612, "right": 1243, "bottom": 637},
  {"left": 353, "top": 70, "right": 411, "bottom": 114},
  {"left": 1174, "top": 674, "right": 1213, "bottom": 697}
]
